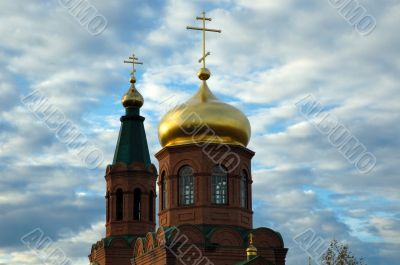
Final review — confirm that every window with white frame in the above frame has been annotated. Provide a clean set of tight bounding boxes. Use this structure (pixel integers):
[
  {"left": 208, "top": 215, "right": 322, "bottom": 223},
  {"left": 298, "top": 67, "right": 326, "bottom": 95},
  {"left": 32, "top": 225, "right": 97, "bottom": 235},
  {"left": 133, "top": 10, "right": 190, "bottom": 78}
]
[
  {"left": 179, "top": 166, "right": 194, "bottom": 205},
  {"left": 212, "top": 165, "right": 228, "bottom": 204},
  {"left": 240, "top": 170, "right": 248, "bottom": 208}
]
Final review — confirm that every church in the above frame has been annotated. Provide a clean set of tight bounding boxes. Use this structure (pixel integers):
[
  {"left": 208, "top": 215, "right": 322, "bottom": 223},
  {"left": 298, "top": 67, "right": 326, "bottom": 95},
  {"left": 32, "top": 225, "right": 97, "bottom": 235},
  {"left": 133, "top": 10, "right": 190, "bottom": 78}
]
[{"left": 88, "top": 12, "right": 288, "bottom": 265}]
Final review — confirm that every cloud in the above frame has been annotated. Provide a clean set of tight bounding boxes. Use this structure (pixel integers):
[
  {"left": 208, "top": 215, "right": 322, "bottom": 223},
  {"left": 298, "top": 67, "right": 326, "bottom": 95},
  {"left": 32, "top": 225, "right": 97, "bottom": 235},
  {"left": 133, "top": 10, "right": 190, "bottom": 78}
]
[{"left": 0, "top": 0, "right": 399, "bottom": 265}]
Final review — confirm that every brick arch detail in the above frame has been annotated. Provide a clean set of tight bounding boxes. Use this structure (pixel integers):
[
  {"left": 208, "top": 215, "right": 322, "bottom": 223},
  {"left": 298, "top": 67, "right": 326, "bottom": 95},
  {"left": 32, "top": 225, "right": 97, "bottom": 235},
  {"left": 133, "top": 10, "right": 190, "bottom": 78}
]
[
  {"left": 171, "top": 158, "right": 201, "bottom": 175},
  {"left": 112, "top": 185, "right": 126, "bottom": 193},
  {"left": 131, "top": 183, "right": 147, "bottom": 193},
  {"left": 159, "top": 167, "right": 169, "bottom": 179},
  {"left": 146, "top": 163, "right": 158, "bottom": 175},
  {"left": 252, "top": 227, "right": 284, "bottom": 248},
  {"left": 209, "top": 227, "right": 243, "bottom": 246},
  {"left": 241, "top": 166, "right": 250, "bottom": 178},
  {"left": 173, "top": 225, "right": 205, "bottom": 245}
]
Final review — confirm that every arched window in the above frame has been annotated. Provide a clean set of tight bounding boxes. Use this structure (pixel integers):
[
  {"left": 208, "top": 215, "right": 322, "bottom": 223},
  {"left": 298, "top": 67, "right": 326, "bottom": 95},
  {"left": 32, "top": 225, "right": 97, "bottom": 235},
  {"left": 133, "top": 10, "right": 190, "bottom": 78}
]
[
  {"left": 115, "top": 189, "right": 123, "bottom": 221},
  {"left": 106, "top": 191, "right": 110, "bottom": 222},
  {"left": 240, "top": 170, "right": 248, "bottom": 208},
  {"left": 179, "top": 166, "right": 194, "bottom": 205},
  {"left": 161, "top": 172, "right": 167, "bottom": 210},
  {"left": 133, "top": 188, "right": 141, "bottom": 220},
  {"left": 149, "top": 190, "right": 154, "bottom": 222},
  {"left": 212, "top": 166, "right": 228, "bottom": 204}
]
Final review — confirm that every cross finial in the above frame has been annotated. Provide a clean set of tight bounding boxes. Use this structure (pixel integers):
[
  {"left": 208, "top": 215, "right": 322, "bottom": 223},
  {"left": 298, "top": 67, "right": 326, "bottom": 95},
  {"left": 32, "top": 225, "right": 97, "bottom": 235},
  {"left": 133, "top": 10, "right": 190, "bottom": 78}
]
[
  {"left": 124, "top": 53, "right": 143, "bottom": 83},
  {"left": 246, "top": 233, "right": 257, "bottom": 260},
  {"left": 187, "top": 11, "right": 221, "bottom": 71},
  {"left": 249, "top": 233, "right": 254, "bottom": 244}
]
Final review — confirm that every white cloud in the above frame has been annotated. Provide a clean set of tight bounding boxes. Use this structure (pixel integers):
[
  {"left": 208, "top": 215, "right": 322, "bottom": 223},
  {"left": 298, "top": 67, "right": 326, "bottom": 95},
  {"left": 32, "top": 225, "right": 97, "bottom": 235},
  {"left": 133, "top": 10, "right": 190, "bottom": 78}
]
[{"left": 0, "top": 0, "right": 399, "bottom": 265}]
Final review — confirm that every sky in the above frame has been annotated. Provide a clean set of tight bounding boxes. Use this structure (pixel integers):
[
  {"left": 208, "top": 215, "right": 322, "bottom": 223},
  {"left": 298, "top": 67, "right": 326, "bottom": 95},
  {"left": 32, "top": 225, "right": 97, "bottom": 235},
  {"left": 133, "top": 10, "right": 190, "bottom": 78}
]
[{"left": 0, "top": 0, "right": 399, "bottom": 264}]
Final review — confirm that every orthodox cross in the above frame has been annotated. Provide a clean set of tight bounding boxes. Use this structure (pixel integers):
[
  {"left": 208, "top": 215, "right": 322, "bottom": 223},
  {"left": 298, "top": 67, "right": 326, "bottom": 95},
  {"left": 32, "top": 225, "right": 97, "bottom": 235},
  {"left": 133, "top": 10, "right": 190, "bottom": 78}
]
[
  {"left": 186, "top": 11, "right": 221, "bottom": 68},
  {"left": 124, "top": 53, "right": 143, "bottom": 76}
]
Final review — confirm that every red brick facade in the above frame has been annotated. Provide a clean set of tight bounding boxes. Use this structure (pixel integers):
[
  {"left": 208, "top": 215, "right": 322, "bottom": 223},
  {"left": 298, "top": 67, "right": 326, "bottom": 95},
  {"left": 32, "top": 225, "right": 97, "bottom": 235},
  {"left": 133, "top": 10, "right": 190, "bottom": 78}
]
[
  {"left": 88, "top": 162, "right": 157, "bottom": 265},
  {"left": 156, "top": 143, "right": 254, "bottom": 229},
  {"left": 89, "top": 143, "right": 288, "bottom": 265},
  {"left": 105, "top": 162, "right": 157, "bottom": 237},
  {"left": 132, "top": 225, "right": 287, "bottom": 265}
]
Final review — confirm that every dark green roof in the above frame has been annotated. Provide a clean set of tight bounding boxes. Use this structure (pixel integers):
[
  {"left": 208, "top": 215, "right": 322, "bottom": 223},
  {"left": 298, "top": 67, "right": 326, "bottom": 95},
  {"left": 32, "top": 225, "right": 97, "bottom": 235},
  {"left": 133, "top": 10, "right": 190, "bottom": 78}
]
[
  {"left": 103, "top": 235, "right": 138, "bottom": 247},
  {"left": 91, "top": 235, "right": 138, "bottom": 250},
  {"left": 112, "top": 107, "right": 151, "bottom": 166}
]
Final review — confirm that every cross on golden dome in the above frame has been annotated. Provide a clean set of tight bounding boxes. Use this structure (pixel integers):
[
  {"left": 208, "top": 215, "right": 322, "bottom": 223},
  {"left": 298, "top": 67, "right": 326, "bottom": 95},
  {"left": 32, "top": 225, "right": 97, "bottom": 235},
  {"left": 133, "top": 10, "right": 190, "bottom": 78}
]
[
  {"left": 246, "top": 233, "right": 257, "bottom": 259},
  {"left": 158, "top": 12, "right": 251, "bottom": 148},
  {"left": 124, "top": 53, "right": 143, "bottom": 83},
  {"left": 187, "top": 11, "right": 221, "bottom": 79},
  {"left": 121, "top": 53, "right": 144, "bottom": 108}
]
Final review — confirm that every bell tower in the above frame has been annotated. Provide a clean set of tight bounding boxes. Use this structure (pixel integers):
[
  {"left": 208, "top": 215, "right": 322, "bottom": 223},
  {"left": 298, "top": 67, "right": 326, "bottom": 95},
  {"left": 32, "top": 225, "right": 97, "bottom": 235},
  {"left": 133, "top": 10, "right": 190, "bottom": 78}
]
[{"left": 89, "top": 54, "right": 157, "bottom": 265}]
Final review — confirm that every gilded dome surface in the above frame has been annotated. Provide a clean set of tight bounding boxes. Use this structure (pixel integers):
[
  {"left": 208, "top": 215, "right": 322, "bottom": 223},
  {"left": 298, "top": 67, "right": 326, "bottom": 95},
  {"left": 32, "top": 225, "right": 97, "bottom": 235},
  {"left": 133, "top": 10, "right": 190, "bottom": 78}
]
[
  {"left": 121, "top": 77, "right": 144, "bottom": 108},
  {"left": 158, "top": 80, "right": 251, "bottom": 147}
]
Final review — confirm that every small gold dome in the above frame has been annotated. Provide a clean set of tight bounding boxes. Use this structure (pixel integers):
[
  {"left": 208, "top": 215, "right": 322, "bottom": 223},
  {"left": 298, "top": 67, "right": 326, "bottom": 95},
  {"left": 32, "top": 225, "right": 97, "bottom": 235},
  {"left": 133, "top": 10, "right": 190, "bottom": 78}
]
[
  {"left": 246, "top": 233, "right": 258, "bottom": 260},
  {"left": 158, "top": 80, "right": 251, "bottom": 147},
  {"left": 246, "top": 244, "right": 258, "bottom": 258},
  {"left": 121, "top": 77, "right": 144, "bottom": 108}
]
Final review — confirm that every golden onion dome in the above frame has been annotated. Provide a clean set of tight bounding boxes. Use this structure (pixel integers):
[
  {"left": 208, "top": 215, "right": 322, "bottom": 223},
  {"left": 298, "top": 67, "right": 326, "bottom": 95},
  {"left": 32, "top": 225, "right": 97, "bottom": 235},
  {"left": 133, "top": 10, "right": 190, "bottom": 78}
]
[
  {"left": 158, "top": 68, "right": 251, "bottom": 147},
  {"left": 121, "top": 76, "right": 144, "bottom": 108},
  {"left": 246, "top": 233, "right": 258, "bottom": 260}
]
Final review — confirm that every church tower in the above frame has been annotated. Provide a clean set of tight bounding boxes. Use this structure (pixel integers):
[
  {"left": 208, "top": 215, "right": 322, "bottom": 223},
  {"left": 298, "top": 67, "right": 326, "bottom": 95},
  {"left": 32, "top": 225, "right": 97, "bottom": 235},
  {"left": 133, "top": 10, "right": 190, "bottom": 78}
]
[
  {"left": 156, "top": 43, "right": 254, "bottom": 230},
  {"left": 132, "top": 12, "right": 287, "bottom": 265},
  {"left": 89, "top": 54, "right": 157, "bottom": 265},
  {"left": 89, "top": 11, "right": 287, "bottom": 265},
  {"left": 156, "top": 11, "right": 253, "bottom": 231}
]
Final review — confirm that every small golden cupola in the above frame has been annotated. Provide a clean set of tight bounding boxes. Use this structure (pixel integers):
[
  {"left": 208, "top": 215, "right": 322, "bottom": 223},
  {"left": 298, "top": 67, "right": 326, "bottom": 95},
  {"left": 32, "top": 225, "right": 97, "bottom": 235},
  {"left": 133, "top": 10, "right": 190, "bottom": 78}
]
[
  {"left": 121, "top": 53, "right": 144, "bottom": 108},
  {"left": 246, "top": 233, "right": 258, "bottom": 260},
  {"left": 158, "top": 12, "right": 251, "bottom": 147}
]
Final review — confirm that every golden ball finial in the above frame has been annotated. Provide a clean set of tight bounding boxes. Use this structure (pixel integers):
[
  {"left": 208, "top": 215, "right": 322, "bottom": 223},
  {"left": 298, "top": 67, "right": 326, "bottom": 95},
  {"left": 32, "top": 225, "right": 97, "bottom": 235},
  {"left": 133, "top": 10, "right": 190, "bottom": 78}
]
[
  {"left": 197, "top": 68, "right": 211, "bottom": 80},
  {"left": 121, "top": 84, "right": 144, "bottom": 108},
  {"left": 130, "top": 76, "right": 136, "bottom": 84}
]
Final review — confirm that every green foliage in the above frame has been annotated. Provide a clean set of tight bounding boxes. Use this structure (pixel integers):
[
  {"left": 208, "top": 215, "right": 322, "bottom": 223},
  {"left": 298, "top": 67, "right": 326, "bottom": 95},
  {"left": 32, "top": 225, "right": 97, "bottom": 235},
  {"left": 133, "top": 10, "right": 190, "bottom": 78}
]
[{"left": 321, "top": 239, "right": 366, "bottom": 265}]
